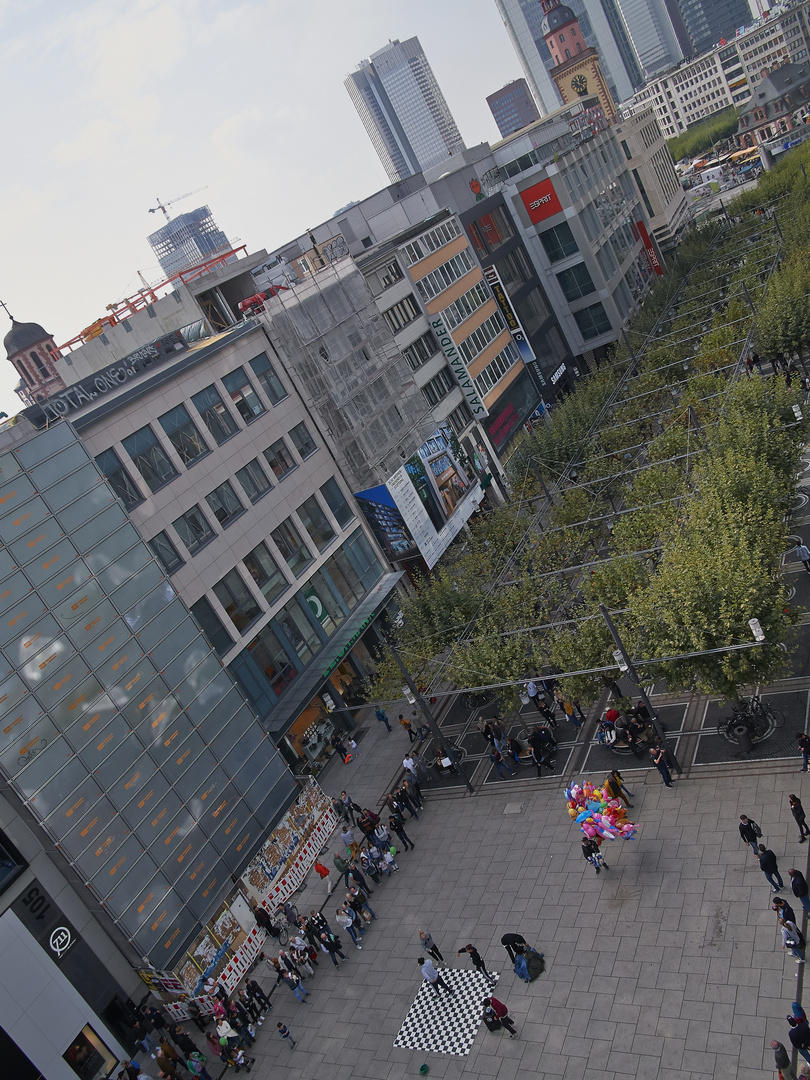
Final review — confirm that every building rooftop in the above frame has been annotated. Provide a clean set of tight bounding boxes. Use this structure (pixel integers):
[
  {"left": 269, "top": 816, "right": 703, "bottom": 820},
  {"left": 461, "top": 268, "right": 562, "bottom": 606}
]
[{"left": 4, "top": 319, "right": 50, "bottom": 357}]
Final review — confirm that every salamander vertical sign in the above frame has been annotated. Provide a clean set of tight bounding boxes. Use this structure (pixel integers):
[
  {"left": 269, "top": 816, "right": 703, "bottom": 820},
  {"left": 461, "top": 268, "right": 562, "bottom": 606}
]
[
  {"left": 429, "top": 314, "right": 488, "bottom": 417},
  {"left": 483, "top": 264, "right": 537, "bottom": 367}
]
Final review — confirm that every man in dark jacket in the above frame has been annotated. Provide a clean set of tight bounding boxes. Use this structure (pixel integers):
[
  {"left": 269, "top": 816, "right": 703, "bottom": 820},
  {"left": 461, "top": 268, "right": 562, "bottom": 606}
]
[
  {"left": 788, "top": 1017, "right": 810, "bottom": 1064},
  {"left": 739, "top": 816, "right": 760, "bottom": 855},
  {"left": 246, "top": 978, "right": 272, "bottom": 1015},
  {"left": 500, "top": 932, "right": 528, "bottom": 963},
  {"left": 790, "top": 868, "right": 810, "bottom": 913},
  {"left": 774, "top": 896, "right": 797, "bottom": 927},
  {"left": 484, "top": 995, "right": 518, "bottom": 1037},
  {"left": 759, "top": 844, "right": 784, "bottom": 891},
  {"left": 319, "top": 932, "right": 348, "bottom": 966}
]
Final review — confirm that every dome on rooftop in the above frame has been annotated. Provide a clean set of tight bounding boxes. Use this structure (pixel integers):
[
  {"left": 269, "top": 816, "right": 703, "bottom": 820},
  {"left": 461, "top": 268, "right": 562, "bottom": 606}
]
[{"left": 4, "top": 319, "right": 51, "bottom": 358}]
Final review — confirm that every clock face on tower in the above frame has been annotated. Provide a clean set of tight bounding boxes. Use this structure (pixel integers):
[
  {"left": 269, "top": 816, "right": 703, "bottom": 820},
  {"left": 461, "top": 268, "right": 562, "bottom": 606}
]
[{"left": 571, "top": 73, "right": 589, "bottom": 95}]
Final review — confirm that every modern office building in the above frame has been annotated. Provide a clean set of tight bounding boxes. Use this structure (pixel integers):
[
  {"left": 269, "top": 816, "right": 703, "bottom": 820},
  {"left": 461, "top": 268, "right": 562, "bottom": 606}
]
[
  {"left": 344, "top": 37, "right": 466, "bottom": 184},
  {"left": 487, "top": 78, "right": 542, "bottom": 136},
  {"left": 147, "top": 206, "right": 234, "bottom": 281},
  {"left": 613, "top": 0, "right": 685, "bottom": 76},
  {"left": 494, "top": 0, "right": 644, "bottom": 112},
  {"left": 675, "top": 0, "right": 752, "bottom": 57},
  {"left": 0, "top": 414, "right": 300, "bottom": 1077}
]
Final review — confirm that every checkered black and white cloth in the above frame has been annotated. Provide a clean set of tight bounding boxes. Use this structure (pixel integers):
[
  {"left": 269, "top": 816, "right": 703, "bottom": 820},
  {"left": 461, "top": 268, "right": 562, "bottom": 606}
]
[{"left": 393, "top": 968, "right": 500, "bottom": 1056}]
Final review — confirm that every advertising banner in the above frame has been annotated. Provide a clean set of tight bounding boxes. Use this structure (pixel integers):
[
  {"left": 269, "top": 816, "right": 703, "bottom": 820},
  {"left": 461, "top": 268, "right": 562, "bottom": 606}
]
[
  {"left": 519, "top": 178, "right": 563, "bottom": 225},
  {"left": 483, "top": 264, "right": 537, "bottom": 366},
  {"left": 429, "top": 313, "right": 488, "bottom": 417},
  {"left": 635, "top": 220, "right": 664, "bottom": 276}
]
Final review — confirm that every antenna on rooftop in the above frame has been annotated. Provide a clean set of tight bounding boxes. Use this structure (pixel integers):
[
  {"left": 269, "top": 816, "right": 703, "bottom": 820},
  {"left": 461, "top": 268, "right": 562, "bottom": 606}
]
[{"left": 148, "top": 187, "right": 209, "bottom": 221}]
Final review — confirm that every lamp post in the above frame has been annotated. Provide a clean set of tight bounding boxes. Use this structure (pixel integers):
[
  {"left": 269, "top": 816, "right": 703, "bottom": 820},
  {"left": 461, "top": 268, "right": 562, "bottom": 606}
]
[
  {"left": 599, "top": 604, "right": 682, "bottom": 774},
  {"left": 386, "top": 641, "right": 474, "bottom": 795}
]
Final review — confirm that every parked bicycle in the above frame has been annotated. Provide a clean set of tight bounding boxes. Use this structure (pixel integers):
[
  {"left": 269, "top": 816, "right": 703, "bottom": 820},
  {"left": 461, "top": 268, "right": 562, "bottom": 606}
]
[{"left": 717, "top": 694, "right": 784, "bottom": 748}]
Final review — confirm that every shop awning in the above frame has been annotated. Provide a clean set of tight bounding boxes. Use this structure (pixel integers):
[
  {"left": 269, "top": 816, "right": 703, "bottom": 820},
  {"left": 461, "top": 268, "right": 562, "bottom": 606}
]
[{"left": 265, "top": 571, "right": 404, "bottom": 733}]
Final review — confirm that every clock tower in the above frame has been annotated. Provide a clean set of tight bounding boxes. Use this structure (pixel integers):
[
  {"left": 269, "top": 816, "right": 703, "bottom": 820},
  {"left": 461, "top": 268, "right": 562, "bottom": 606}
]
[{"left": 540, "top": 0, "right": 617, "bottom": 123}]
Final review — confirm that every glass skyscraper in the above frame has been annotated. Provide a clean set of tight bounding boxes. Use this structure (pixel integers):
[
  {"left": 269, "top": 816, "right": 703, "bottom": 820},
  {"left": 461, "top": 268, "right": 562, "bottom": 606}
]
[{"left": 345, "top": 37, "right": 466, "bottom": 184}]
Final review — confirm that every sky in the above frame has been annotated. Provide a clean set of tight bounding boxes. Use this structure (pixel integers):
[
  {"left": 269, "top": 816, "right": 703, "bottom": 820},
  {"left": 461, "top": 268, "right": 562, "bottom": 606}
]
[{"left": 0, "top": 0, "right": 527, "bottom": 417}]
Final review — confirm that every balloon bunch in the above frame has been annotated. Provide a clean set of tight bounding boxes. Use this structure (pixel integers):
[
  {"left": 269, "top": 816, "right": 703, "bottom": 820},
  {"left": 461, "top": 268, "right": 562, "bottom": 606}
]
[{"left": 564, "top": 780, "right": 639, "bottom": 841}]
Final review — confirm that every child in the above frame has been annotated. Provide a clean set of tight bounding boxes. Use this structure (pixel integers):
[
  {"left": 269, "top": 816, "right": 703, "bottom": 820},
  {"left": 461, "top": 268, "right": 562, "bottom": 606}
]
[
  {"left": 384, "top": 847, "right": 399, "bottom": 872},
  {"left": 277, "top": 1022, "right": 297, "bottom": 1049}
]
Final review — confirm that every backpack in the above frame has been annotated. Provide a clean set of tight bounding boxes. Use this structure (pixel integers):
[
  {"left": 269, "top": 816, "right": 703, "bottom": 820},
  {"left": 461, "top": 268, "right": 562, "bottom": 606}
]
[
  {"left": 752, "top": 821, "right": 763, "bottom": 838},
  {"left": 525, "top": 948, "right": 546, "bottom": 980},
  {"left": 514, "top": 954, "right": 530, "bottom": 982},
  {"left": 483, "top": 1009, "right": 502, "bottom": 1032}
]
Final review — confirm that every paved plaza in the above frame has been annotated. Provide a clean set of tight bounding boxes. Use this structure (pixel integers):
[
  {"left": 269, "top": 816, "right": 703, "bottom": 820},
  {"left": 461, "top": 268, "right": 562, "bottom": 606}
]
[{"left": 213, "top": 689, "right": 810, "bottom": 1080}]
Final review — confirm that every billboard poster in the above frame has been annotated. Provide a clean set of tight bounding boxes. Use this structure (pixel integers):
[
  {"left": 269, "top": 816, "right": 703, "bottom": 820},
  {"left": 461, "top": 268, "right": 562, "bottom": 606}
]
[
  {"left": 483, "top": 264, "right": 537, "bottom": 367},
  {"left": 635, "top": 220, "right": 664, "bottom": 276},
  {"left": 356, "top": 428, "right": 483, "bottom": 569},
  {"left": 519, "top": 178, "right": 563, "bottom": 225},
  {"left": 352, "top": 485, "right": 421, "bottom": 564}
]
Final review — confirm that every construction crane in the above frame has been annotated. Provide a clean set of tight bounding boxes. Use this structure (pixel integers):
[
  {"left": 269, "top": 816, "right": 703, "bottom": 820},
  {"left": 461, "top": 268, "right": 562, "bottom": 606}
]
[{"left": 148, "top": 187, "right": 208, "bottom": 221}]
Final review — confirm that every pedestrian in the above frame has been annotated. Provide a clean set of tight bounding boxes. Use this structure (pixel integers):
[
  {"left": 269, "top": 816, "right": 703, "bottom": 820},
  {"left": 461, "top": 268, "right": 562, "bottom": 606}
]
[
  {"left": 649, "top": 744, "right": 673, "bottom": 787},
  {"left": 347, "top": 886, "right": 377, "bottom": 921},
  {"left": 796, "top": 541, "right": 810, "bottom": 573},
  {"left": 336, "top": 905, "right": 364, "bottom": 948},
  {"left": 119, "top": 1062, "right": 141, "bottom": 1080},
  {"left": 347, "top": 863, "right": 373, "bottom": 896},
  {"left": 238, "top": 988, "right": 260, "bottom": 1024},
  {"left": 331, "top": 731, "right": 350, "bottom": 761},
  {"left": 790, "top": 868, "right": 810, "bottom": 914},
  {"left": 483, "top": 995, "right": 518, "bottom": 1037},
  {"left": 340, "top": 790, "right": 359, "bottom": 824},
  {"left": 340, "top": 824, "right": 360, "bottom": 860},
  {"left": 373, "top": 821, "right": 391, "bottom": 851},
  {"left": 399, "top": 714, "right": 417, "bottom": 743},
  {"left": 457, "top": 943, "right": 496, "bottom": 983},
  {"left": 227, "top": 1001, "right": 255, "bottom": 1046},
  {"left": 277, "top": 949, "right": 301, "bottom": 979},
  {"left": 782, "top": 916, "right": 808, "bottom": 964},
  {"left": 334, "top": 850, "right": 353, "bottom": 889},
  {"left": 419, "top": 929, "right": 444, "bottom": 964},
  {"left": 774, "top": 896, "right": 797, "bottom": 926},
  {"left": 157, "top": 1039, "right": 186, "bottom": 1074},
  {"left": 155, "top": 1047, "right": 180, "bottom": 1079},
  {"left": 185, "top": 1000, "right": 207, "bottom": 1034},
  {"left": 375, "top": 706, "right": 392, "bottom": 732},
  {"left": 133, "top": 1017, "right": 158, "bottom": 1058},
  {"left": 788, "top": 1017, "right": 810, "bottom": 1063},
  {"left": 245, "top": 978, "right": 272, "bottom": 1016},
  {"left": 390, "top": 813, "right": 414, "bottom": 851},
  {"left": 604, "top": 771, "right": 633, "bottom": 808},
  {"left": 582, "top": 835, "right": 608, "bottom": 874},
  {"left": 320, "top": 931, "right": 348, "bottom": 967},
  {"left": 798, "top": 733, "right": 810, "bottom": 772},
  {"left": 759, "top": 844, "right": 784, "bottom": 892},
  {"left": 418, "top": 957, "right": 454, "bottom": 996},
  {"left": 489, "top": 747, "right": 515, "bottom": 780},
  {"left": 403, "top": 775, "right": 424, "bottom": 812},
  {"left": 277, "top": 1022, "right": 297, "bottom": 1049},
  {"left": 500, "top": 933, "right": 528, "bottom": 963},
  {"left": 790, "top": 794, "right": 810, "bottom": 842},
  {"left": 277, "top": 970, "right": 309, "bottom": 1003},
  {"left": 184, "top": 1051, "right": 212, "bottom": 1080},
  {"left": 396, "top": 784, "right": 420, "bottom": 819},
  {"left": 525, "top": 679, "right": 539, "bottom": 710},
  {"left": 739, "top": 815, "right": 761, "bottom": 855},
  {"left": 172, "top": 1027, "right": 198, "bottom": 1059},
  {"left": 215, "top": 1018, "right": 243, "bottom": 1052}
]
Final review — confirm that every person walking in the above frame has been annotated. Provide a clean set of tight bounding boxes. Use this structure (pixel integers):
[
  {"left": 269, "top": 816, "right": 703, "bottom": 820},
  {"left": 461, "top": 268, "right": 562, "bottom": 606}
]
[
  {"left": 790, "top": 794, "right": 810, "bottom": 842},
  {"left": 788, "top": 1017, "right": 810, "bottom": 1063},
  {"left": 739, "top": 815, "right": 761, "bottom": 855},
  {"left": 483, "top": 995, "right": 518, "bottom": 1037},
  {"left": 419, "top": 929, "right": 444, "bottom": 964},
  {"left": 418, "top": 957, "right": 454, "bottom": 997},
  {"left": 340, "top": 825, "right": 360, "bottom": 861},
  {"left": 347, "top": 886, "right": 377, "bottom": 922},
  {"left": 798, "top": 733, "right": 810, "bottom": 772},
  {"left": 277, "top": 970, "right": 309, "bottom": 1003},
  {"left": 399, "top": 714, "right": 417, "bottom": 743},
  {"left": 780, "top": 917, "right": 806, "bottom": 964},
  {"left": 333, "top": 850, "right": 353, "bottom": 889},
  {"left": 582, "top": 835, "right": 608, "bottom": 874},
  {"left": 500, "top": 933, "right": 529, "bottom": 963},
  {"left": 320, "top": 931, "right": 348, "bottom": 967},
  {"left": 604, "top": 771, "right": 633, "bottom": 809},
  {"left": 336, "top": 906, "right": 364, "bottom": 948},
  {"left": 331, "top": 731, "right": 350, "bottom": 761},
  {"left": 375, "top": 706, "right": 392, "bottom": 732},
  {"left": 245, "top": 978, "right": 272, "bottom": 1017},
  {"left": 390, "top": 813, "right": 414, "bottom": 851},
  {"left": 489, "top": 747, "right": 515, "bottom": 780},
  {"left": 340, "top": 791, "right": 360, "bottom": 825},
  {"left": 649, "top": 744, "right": 673, "bottom": 787},
  {"left": 774, "top": 896, "right": 797, "bottom": 927},
  {"left": 525, "top": 679, "right": 539, "bottom": 711},
  {"left": 759, "top": 844, "right": 785, "bottom": 892},
  {"left": 277, "top": 1022, "right": 297, "bottom": 1049},
  {"left": 457, "top": 943, "right": 496, "bottom": 984},
  {"left": 790, "top": 868, "right": 810, "bottom": 914},
  {"left": 796, "top": 541, "right": 810, "bottom": 574}
]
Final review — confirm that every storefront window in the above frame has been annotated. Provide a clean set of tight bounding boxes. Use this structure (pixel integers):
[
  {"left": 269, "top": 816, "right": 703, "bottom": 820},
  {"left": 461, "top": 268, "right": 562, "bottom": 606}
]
[
  {"left": 286, "top": 698, "right": 334, "bottom": 767},
  {"left": 63, "top": 1026, "right": 117, "bottom": 1080}
]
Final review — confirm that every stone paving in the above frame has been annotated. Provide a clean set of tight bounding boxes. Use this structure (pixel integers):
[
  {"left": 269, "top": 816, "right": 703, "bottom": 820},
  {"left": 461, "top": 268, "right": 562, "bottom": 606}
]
[{"left": 202, "top": 703, "right": 810, "bottom": 1080}]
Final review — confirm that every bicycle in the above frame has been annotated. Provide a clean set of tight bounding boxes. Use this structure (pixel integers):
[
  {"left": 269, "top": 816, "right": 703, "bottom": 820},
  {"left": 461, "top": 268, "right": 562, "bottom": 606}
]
[{"left": 717, "top": 695, "right": 784, "bottom": 745}]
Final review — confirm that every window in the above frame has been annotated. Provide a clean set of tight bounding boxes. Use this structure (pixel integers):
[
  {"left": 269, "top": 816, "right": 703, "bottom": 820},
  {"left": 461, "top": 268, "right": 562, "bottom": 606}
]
[
  {"left": 539, "top": 221, "right": 579, "bottom": 262},
  {"left": 236, "top": 458, "right": 272, "bottom": 503},
  {"left": 206, "top": 480, "right": 244, "bottom": 529},
  {"left": 422, "top": 367, "right": 455, "bottom": 407},
  {"left": 250, "top": 352, "right": 288, "bottom": 405},
  {"left": 158, "top": 404, "right": 209, "bottom": 465},
  {"left": 556, "top": 262, "right": 596, "bottom": 302},
  {"left": 474, "top": 343, "right": 520, "bottom": 397},
  {"left": 495, "top": 248, "right": 532, "bottom": 291},
  {"left": 222, "top": 367, "right": 266, "bottom": 423},
  {"left": 574, "top": 301, "right": 612, "bottom": 340},
  {"left": 345, "top": 529, "right": 384, "bottom": 588},
  {"left": 173, "top": 504, "right": 214, "bottom": 554},
  {"left": 458, "top": 312, "right": 507, "bottom": 365},
  {"left": 402, "top": 331, "right": 438, "bottom": 371},
  {"left": 441, "top": 281, "right": 490, "bottom": 330},
  {"left": 149, "top": 531, "right": 183, "bottom": 574},
  {"left": 289, "top": 421, "right": 318, "bottom": 459},
  {"left": 514, "top": 288, "right": 550, "bottom": 334},
  {"left": 320, "top": 477, "right": 354, "bottom": 527},
  {"left": 298, "top": 495, "right": 336, "bottom": 551},
  {"left": 303, "top": 569, "right": 345, "bottom": 635},
  {"left": 414, "top": 250, "right": 474, "bottom": 302},
  {"left": 276, "top": 598, "right": 320, "bottom": 663},
  {"left": 382, "top": 294, "right": 420, "bottom": 333},
  {"left": 247, "top": 624, "right": 297, "bottom": 695},
  {"left": 264, "top": 438, "right": 296, "bottom": 481},
  {"left": 95, "top": 448, "right": 142, "bottom": 509},
  {"left": 474, "top": 208, "right": 514, "bottom": 252},
  {"left": 64, "top": 1025, "right": 117, "bottom": 1080},
  {"left": 122, "top": 426, "right": 178, "bottom": 492},
  {"left": 29, "top": 351, "right": 49, "bottom": 378},
  {"left": 191, "top": 596, "right": 233, "bottom": 656},
  {"left": 272, "top": 518, "right": 313, "bottom": 576},
  {"left": 192, "top": 384, "right": 238, "bottom": 444},
  {"left": 214, "top": 569, "right": 262, "bottom": 632},
  {"left": 325, "top": 547, "right": 363, "bottom": 608},
  {"left": 447, "top": 401, "right": 473, "bottom": 435},
  {"left": 401, "top": 218, "right": 462, "bottom": 265},
  {"left": 244, "top": 542, "right": 288, "bottom": 603}
]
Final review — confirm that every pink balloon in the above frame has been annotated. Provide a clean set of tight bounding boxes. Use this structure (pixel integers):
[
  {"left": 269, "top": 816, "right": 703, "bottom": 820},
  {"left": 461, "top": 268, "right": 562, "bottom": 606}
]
[{"left": 582, "top": 823, "right": 597, "bottom": 837}]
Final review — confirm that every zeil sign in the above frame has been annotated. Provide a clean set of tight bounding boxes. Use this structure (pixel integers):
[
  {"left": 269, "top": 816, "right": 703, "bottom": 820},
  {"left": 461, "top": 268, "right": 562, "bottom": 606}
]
[{"left": 519, "top": 179, "right": 563, "bottom": 225}]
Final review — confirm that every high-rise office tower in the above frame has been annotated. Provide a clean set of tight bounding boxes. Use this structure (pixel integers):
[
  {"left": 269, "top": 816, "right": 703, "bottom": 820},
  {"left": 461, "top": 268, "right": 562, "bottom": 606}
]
[
  {"left": 674, "top": 0, "right": 752, "bottom": 56},
  {"left": 147, "top": 205, "right": 233, "bottom": 281},
  {"left": 612, "top": 0, "right": 684, "bottom": 76},
  {"left": 487, "top": 78, "right": 542, "bottom": 137},
  {"left": 345, "top": 37, "right": 466, "bottom": 183}
]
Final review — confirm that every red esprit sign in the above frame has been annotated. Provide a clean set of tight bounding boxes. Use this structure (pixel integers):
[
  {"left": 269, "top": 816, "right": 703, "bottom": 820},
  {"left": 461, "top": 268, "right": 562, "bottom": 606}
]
[
  {"left": 635, "top": 219, "right": 664, "bottom": 276},
  {"left": 519, "top": 178, "right": 563, "bottom": 224}
]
